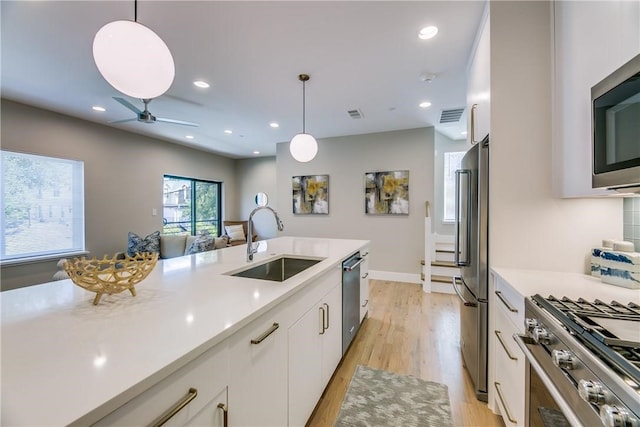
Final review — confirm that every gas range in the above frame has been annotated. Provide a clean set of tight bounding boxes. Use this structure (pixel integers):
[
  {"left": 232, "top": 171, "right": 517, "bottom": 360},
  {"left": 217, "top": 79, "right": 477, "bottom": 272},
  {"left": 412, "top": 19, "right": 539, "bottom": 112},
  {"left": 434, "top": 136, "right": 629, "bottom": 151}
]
[{"left": 516, "top": 294, "right": 640, "bottom": 427}]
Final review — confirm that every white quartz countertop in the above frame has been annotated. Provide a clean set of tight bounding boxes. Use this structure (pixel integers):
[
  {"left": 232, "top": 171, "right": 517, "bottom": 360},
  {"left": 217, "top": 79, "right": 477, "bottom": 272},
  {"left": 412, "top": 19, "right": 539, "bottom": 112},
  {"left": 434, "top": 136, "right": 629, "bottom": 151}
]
[
  {"left": 1, "top": 236, "right": 369, "bottom": 426},
  {"left": 491, "top": 267, "right": 640, "bottom": 303}
]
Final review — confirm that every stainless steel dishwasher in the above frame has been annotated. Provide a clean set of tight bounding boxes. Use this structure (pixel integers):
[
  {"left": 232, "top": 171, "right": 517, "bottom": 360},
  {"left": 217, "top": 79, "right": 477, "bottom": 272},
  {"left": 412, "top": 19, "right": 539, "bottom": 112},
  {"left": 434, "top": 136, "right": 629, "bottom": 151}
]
[{"left": 342, "top": 252, "right": 363, "bottom": 354}]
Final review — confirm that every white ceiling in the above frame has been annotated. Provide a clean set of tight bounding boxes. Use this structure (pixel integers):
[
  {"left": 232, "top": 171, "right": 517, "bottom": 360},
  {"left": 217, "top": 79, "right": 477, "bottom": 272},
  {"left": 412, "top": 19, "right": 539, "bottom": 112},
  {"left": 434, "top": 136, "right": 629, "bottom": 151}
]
[{"left": 1, "top": 1, "right": 484, "bottom": 159}]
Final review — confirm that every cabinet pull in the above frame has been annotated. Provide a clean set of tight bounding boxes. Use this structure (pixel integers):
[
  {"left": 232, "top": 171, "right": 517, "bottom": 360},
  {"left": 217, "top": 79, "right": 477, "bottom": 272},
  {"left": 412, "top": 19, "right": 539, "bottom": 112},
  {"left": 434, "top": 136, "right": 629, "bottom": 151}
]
[
  {"left": 494, "top": 330, "right": 518, "bottom": 361},
  {"left": 362, "top": 251, "right": 369, "bottom": 258},
  {"left": 494, "top": 382, "right": 517, "bottom": 424},
  {"left": 495, "top": 291, "right": 518, "bottom": 313},
  {"left": 250, "top": 322, "right": 279, "bottom": 344},
  {"left": 319, "top": 307, "right": 326, "bottom": 335},
  {"left": 323, "top": 303, "right": 330, "bottom": 330},
  {"left": 151, "top": 387, "right": 198, "bottom": 427},
  {"left": 470, "top": 103, "right": 479, "bottom": 144},
  {"left": 217, "top": 403, "right": 228, "bottom": 427},
  {"left": 362, "top": 299, "right": 369, "bottom": 308},
  {"left": 361, "top": 272, "right": 369, "bottom": 279}
]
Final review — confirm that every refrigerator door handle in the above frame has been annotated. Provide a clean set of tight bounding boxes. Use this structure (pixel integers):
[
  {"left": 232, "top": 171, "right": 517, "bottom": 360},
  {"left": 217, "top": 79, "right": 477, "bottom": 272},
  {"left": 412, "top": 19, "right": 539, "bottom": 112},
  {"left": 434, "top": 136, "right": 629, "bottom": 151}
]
[
  {"left": 454, "top": 169, "right": 471, "bottom": 267},
  {"left": 452, "top": 276, "right": 477, "bottom": 307}
]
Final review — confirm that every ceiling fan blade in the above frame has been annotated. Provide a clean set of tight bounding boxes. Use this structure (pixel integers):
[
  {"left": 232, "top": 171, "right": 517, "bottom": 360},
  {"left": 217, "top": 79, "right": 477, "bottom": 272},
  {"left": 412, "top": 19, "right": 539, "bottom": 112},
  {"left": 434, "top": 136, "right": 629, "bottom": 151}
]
[
  {"left": 109, "top": 118, "right": 138, "bottom": 124},
  {"left": 113, "top": 97, "right": 143, "bottom": 115},
  {"left": 155, "top": 117, "right": 200, "bottom": 127}
]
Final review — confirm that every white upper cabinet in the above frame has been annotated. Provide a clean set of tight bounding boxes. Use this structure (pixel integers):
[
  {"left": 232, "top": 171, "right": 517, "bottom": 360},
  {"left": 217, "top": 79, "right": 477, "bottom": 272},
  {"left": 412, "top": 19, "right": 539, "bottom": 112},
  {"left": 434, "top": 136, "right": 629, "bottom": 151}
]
[
  {"left": 467, "top": 7, "right": 490, "bottom": 145},
  {"left": 552, "top": 0, "right": 640, "bottom": 197}
]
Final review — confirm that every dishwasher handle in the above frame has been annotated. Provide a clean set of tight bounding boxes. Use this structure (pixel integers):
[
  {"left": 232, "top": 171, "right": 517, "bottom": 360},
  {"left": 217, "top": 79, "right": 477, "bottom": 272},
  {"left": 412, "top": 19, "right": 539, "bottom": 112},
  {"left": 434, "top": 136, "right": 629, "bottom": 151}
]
[{"left": 343, "top": 257, "right": 364, "bottom": 271}]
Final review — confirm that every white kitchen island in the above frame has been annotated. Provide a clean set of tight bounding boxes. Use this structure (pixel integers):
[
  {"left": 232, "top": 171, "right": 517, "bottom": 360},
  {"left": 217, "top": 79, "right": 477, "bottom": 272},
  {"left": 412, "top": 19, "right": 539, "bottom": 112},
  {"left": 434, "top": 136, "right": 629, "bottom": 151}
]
[{"left": 1, "top": 236, "right": 369, "bottom": 426}]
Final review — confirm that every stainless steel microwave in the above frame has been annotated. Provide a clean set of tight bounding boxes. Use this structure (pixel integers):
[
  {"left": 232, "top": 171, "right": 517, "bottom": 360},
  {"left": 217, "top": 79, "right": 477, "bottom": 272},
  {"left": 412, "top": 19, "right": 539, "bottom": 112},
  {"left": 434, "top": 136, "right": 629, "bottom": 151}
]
[{"left": 591, "top": 53, "right": 640, "bottom": 193}]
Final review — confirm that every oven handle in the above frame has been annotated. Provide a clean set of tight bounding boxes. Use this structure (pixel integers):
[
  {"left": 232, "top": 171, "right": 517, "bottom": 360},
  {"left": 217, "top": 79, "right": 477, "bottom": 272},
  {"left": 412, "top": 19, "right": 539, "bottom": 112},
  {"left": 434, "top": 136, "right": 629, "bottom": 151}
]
[{"left": 513, "top": 334, "right": 584, "bottom": 427}]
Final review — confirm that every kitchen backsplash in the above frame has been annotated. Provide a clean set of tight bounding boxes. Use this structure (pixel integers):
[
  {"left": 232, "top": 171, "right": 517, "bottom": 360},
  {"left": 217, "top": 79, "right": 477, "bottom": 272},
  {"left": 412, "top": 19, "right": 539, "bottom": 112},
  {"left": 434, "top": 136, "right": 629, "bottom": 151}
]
[{"left": 623, "top": 198, "right": 640, "bottom": 252}]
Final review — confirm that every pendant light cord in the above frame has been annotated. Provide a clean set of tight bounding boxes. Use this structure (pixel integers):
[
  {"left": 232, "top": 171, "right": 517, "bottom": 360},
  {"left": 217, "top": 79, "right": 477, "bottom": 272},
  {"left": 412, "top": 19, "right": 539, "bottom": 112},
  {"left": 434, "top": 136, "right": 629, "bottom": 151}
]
[
  {"left": 134, "top": 0, "right": 138, "bottom": 22},
  {"left": 302, "top": 79, "right": 306, "bottom": 134}
]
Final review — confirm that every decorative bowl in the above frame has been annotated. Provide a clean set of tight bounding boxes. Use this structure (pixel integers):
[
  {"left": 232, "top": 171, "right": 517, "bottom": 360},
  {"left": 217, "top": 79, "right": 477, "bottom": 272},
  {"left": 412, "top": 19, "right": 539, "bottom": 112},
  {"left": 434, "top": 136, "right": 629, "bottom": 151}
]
[{"left": 63, "top": 252, "right": 159, "bottom": 305}]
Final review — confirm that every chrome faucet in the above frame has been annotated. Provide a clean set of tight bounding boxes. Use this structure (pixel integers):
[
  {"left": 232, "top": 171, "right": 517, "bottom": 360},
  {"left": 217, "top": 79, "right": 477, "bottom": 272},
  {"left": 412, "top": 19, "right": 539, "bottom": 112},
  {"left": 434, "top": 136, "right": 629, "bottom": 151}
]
[{"left": 247, "top": 206, "right": 284, "bottom": 261}]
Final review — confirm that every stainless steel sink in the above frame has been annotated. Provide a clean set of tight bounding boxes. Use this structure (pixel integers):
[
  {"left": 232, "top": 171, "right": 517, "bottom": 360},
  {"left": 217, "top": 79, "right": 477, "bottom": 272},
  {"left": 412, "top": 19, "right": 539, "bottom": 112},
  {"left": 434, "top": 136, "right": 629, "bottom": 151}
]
[{"left": 226, "top": 256, "right": 323, "bottom": 282}]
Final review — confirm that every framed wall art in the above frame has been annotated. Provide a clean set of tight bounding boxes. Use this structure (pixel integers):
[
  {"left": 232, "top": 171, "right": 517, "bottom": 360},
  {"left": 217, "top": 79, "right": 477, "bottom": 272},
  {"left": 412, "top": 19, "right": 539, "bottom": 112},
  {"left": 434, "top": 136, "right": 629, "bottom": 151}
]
[
  {"left": 292, "top": 175, "right": 329, "bottom": 214},
  {"left": 365, "top": 170, "right": 409, "bottom": 215}
]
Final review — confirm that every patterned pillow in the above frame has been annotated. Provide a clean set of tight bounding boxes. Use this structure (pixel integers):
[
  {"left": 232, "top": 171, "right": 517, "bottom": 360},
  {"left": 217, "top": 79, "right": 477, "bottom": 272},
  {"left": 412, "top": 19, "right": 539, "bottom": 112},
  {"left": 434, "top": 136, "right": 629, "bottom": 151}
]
[
  {"left": 127, "top": 231, "right": 161, "bottom": 257},
  {"left": 225, "top": 224, "right": 246, "bottom": 242},
  {"left": 185, "top": 233, "right": 215, "bottom": 255}
]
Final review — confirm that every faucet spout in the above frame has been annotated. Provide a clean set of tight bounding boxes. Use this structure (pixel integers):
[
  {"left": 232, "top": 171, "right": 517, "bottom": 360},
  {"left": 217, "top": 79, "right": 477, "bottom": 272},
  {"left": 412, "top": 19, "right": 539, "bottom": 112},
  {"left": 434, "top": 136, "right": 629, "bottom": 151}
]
[{"left": 246, "top": 206, "right": 284, "bottom": 262}]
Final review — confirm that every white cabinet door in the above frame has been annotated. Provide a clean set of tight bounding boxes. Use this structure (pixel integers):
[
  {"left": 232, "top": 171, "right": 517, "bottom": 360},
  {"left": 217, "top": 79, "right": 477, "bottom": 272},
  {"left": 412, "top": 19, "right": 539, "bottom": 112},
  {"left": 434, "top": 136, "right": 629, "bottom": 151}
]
[
  {"left": 467, "top": 10, "right": 490, "bottom": 144},
  {"left": 228, "top": 308, "right": 288, "bottom": 427},
  {"left": 321, "top": 282, "right": 343, "bottom": 388},
  {"left": 359, "top": 249, "right": 370, "bottom": 323},
  {"left": 288, "top": 303, "right": 323, "bottom": 427},
  {"left": 288, "top": 281, "right": 343, "bottom": 427}
]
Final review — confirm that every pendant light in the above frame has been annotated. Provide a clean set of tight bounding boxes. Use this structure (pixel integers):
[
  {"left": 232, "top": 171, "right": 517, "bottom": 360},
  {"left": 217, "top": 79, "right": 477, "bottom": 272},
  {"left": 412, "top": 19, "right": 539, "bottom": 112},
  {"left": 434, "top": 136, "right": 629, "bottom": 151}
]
[
  {"left": 93, "top": 0, "right": 175, "bottom": 100},
  {"left": 290, "top": 74, "right": 318, "bottom": 162}
]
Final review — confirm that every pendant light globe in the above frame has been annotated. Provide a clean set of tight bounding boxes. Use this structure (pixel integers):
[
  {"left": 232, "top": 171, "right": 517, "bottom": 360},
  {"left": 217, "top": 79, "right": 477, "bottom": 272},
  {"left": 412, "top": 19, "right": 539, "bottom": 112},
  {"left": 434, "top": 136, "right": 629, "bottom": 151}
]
[
  {"left": 93, "top": 20, "right": 175, "bottom": 99},
  {"left": 290, "top": 133, "right": 318, "bottom": 163},
  {"left": 290, "top": 74, "right": 318, "bottom": 162}
]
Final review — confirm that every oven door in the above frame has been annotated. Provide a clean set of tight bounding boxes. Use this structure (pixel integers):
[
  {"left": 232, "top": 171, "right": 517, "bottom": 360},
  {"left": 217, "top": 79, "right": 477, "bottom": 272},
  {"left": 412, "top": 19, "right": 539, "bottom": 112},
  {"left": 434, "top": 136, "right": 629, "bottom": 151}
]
[{"left": 514, "top": 335, "right": 602, "bottom": 427}]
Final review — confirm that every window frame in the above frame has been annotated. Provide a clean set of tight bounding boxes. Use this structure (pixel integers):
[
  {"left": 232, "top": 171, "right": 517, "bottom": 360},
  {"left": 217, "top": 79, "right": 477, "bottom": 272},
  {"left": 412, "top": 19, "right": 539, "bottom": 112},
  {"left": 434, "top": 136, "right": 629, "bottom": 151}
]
[{"left": 162, "top": 174, "right": 222, "bottom": 237}]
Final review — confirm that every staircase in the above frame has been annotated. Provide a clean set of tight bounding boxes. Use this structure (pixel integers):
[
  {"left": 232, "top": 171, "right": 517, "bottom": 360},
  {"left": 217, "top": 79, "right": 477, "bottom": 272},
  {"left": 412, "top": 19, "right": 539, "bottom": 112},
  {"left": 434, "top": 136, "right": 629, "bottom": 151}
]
[{"left": 421, "top": 235, "right": 458, "bottom": 294}]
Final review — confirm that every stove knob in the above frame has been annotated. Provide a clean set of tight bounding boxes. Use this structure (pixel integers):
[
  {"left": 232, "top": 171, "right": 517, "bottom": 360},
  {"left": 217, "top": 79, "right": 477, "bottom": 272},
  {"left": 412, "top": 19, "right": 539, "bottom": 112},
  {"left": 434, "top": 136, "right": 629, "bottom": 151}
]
[
  {"left": 578, "top": 379, "right": 606, "bottom": 405},
  {"left": 552, "top": 349, "right": 575, "bottom": 369},
  {"left": 525, "top": 318, "right": 539, "bottom": 333},
  {"left": 532, "top": 326, "right": 551, "bottom": 344},
  {"left": 600, "top": 404, "right": 639, "bottom": 427}
]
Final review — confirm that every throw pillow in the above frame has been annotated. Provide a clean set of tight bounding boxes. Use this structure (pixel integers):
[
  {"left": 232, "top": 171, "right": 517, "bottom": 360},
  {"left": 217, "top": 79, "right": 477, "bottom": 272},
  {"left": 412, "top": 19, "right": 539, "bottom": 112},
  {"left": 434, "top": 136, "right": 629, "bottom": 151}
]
[
  {"left": 214, "top": 236, "right": 229, "bottom": 249},
  {"left": 225, "top": 225, "right": 246, "bottom": 242},
  {"left": 185, "top": 233, "right": 216, "bottom": 255},
  {"left": 127, "top": 231, "right": 161, "bottom": 257}
]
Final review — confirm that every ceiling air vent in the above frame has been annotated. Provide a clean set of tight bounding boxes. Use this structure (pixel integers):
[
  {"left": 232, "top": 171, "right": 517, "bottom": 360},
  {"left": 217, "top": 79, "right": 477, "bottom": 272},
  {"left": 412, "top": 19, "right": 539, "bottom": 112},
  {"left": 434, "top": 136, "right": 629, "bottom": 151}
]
[
  {"left": 439, "top": 107, "right": 465, "bottom": 124},
  {"left": 347, "top": 109, "right": 364, "bottom": 119}
]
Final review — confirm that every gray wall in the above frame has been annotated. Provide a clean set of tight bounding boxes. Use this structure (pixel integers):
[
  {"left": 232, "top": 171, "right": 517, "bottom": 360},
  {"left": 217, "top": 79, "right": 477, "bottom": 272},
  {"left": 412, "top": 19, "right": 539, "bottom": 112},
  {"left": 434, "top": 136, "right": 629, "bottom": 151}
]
[
  {"left": 489, "top": 1, "right": 622, "bottom": 273},
  {"left": 275, "top": 127, "right": 435, "bottom": 277},
  {"left": 1, "top": 100, "right": 239, "bottom": 290},
  {"left": 236, "top": 156, "right": 279, "bottom": 240}
]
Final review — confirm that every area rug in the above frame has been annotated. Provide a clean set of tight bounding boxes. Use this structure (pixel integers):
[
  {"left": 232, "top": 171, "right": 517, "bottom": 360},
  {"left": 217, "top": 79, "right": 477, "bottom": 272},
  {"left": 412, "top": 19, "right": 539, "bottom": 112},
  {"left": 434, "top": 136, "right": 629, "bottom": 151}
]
[{"left": 334, "top": 365, "right": 454, "bottom": 427}]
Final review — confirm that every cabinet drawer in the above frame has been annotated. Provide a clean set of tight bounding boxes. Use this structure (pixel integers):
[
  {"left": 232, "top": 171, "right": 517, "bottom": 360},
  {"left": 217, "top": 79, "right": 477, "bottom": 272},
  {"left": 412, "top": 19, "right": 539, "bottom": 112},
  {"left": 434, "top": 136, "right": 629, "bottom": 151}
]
[
  {"left": 494, "top": 275, "right": 524, "bottom": 330},
  {"left": 94, "top": 343, "right": 228, "bottom": 426},
  {"left": 494, "top": 302, "right": 525, "bottom": 427}
]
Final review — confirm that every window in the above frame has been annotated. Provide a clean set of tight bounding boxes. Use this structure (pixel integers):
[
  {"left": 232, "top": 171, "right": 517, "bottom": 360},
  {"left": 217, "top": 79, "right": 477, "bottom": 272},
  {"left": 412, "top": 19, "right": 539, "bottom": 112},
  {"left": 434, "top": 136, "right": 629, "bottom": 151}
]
[
  {"left": 443, "top": 151, "right": 466, "bottom": 223},
  {"left": 1, "top": 150, "right": 85, "bottom": 262},
  {"left": 163, "top": 175, "right": 221, "bottom": 236}
]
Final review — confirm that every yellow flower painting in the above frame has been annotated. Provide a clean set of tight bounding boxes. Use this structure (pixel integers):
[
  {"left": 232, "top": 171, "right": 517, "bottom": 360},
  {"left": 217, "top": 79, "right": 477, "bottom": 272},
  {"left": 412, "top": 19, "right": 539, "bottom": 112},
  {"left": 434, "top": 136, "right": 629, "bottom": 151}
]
[
  {"left": 292, "top": 175, "right": 329, "bottom": 214},
  {"left": 365, "top": 170, "right": 409, "bottom": 215}
]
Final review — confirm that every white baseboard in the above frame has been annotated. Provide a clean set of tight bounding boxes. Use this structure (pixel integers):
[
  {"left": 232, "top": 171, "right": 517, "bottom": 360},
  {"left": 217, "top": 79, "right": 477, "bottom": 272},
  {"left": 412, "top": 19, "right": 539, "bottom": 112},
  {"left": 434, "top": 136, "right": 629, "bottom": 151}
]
[
  {"left": 369, "top": 270, "right": 420, "bottom": 284},
  {"left": 430, "top": 281, "right": 455, "bottom": 294}
]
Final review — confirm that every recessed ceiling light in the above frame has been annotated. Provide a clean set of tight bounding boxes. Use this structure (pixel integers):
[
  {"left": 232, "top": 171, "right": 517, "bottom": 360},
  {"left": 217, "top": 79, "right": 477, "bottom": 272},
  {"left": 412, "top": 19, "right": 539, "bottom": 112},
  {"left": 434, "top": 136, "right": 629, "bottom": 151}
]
[
  {"left": 419, "top": 26, "right": 438, "bottom": 40},
  {"left": 270, "top": 122, "right": 280, "bottom": 128},
  {"left": 253, "top": 151, "right": 260, "bottom": 155},
  {"left": 419, "top": 101, "right": 432, "bottom": 108},
  {"left": 185, "top": 135, "right": 194, "bottom": 140},
  {"left": 92, "top": 106, "right": 106, "bottom": 112},
  {"left": 193, "top": 80, "right": 210, "bottom": 88},
  {"left": 224, "top": 129, "right": 233, "bottom": 134}
]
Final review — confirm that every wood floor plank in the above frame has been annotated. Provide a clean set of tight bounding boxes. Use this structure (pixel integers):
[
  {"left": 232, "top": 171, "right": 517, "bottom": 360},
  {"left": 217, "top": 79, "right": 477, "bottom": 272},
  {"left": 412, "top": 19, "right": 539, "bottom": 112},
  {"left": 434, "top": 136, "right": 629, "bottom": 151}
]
[{"left": 306, "top": 279, "right": 503, "bottom": 427}]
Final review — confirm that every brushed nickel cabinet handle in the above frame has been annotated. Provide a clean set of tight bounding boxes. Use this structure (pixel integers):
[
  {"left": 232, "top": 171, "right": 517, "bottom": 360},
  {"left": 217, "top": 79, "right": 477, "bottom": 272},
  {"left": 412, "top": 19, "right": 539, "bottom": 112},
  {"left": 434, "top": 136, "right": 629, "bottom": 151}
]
[
  {"left": 319, "top": 307, "right": 326, "bottom": 335},
  {"left": 361, "top": 272, "right": 369, "bottom": 279},
  {"left": 151, "top": 387, "right": 198, "bottom": 427},
  {"left": 494, "top": 382, "right": 517, "bottom": 424},
  {"left": 470, "top": 103, "right": 478, "bottom": 144},
  {"left": 494, "top": 330, "right": 518, "bottom": 361},
  {"left": 362, "top": 299, "right": 369, "bottom": 308},
  {"left": 217, "top": 403, "right": 228, "bottom": 427},
  {"left": 361, "top": 251, "right": 369, "bottom": 258},
  {"left": 495, "top": 291, "right": 518, "bottom": 313},
  {"left": 323, "top": 303, "right": 329, "bottom": 330},
  {"left": 250, "top": 322, "right": 279, "bottom": 344}
]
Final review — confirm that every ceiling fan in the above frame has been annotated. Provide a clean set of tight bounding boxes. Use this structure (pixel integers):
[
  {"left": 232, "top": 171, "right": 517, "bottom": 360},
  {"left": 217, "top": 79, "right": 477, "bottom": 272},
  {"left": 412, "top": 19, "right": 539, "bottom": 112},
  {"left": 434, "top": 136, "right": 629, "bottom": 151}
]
[{"left": 110, "top": 97, "right": 199, "bottom": 127}]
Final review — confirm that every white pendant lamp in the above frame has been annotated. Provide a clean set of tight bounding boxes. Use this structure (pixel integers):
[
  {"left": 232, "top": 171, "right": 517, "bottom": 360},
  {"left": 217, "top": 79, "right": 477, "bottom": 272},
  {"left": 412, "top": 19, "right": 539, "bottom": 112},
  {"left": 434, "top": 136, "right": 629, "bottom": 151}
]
[
  {"left": 93, "top": 1, "right": 175, "bottom": 99},
  {"left": 290, "top": 74, "right": 318, "bottom": 162}
]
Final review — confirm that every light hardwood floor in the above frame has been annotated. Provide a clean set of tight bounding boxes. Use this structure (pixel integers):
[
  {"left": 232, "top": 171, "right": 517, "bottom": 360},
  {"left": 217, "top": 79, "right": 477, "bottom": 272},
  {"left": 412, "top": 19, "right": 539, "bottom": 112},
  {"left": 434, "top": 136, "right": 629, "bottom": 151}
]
[{"left": 307, "top": 279, "right": 504, "bottom": 427}]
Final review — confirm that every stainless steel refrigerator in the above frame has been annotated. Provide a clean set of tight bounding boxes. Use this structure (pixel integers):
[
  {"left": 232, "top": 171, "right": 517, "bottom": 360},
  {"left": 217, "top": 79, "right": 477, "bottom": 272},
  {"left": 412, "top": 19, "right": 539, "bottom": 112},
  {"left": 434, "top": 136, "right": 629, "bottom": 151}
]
[{"left": 453, "top": 134, "right": 489, "bottom": 402}]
